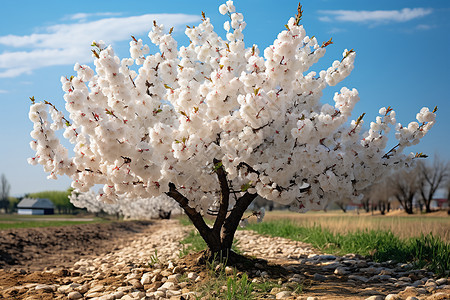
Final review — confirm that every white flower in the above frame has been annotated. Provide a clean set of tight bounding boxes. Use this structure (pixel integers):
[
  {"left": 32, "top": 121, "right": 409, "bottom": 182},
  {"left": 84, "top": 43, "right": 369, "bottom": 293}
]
[
  {"left": 257, "top": 207, "right": 265, "bottom": 223},
  {"left": 219, "top": 4, "right": 228, "bottom": 15},
  {"left": 239, "top": 218, "right": 249, "bottom": 228}
]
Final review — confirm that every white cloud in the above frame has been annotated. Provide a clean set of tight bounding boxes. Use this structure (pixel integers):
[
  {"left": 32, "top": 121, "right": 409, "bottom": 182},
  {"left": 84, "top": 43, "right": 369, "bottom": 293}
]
[
  {"left": 68, "top": 12, "right": 122, "bottom": 21},
  {"left": 0, "top": 13, "right": 201, "bottom": 78},
  {"left": 318, "top": 8, "right": 432, "bottom": 25},
  {"left": 415, "top": 24, "right": 435, "bottom": 30},
  {"left": 0, "top": 89, "right": 8, "bottom": 94}
]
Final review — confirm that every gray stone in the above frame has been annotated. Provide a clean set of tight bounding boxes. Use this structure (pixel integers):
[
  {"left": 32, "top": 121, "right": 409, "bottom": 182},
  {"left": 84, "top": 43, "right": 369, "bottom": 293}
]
[
  {"left": 412, "top": 280, "right": 423, "bottom": 287},
  {"left": 187, "top": 272, "right": 198, "bottom": 280},
  {"left": 128, "top": 278, "right": 143, "bottom": 289},
  {"left": 318, "top": 254, "right": 336, "bottom": 260},
  {"left": 68, "top": 291, "right": 83, "bottom": 300},
  {"left": 98, "top": 294, "right": 114, "bottom": 300},
  {"left": 276, "top": 291, "right": 292, "bottom": 299},
  {"left": 173, "top": 265, "right": 184, "bottom": 274},
  {"left": 35, "top": 284, "right": 56, "bottom": 292},
  {"left": 141, "top": 272, "right": 152, "bottom": 285},
  {"left": 385, "top": 294, "right": 400, "bottom": 300},
  {"left": 313, "top": 273, "right": 327, "bottom": 281},
  {"left": 75, "top": 284, "right": 89, "bottom": 294},
  {"left": 88, "top": 284, "right": 104, "bottom": 293},
  {"left": 154, "top": 290, "right": 165, "bottom": 297},
  {"left": 158, "top": 281, "right": 177, "bottom": 291},
  {"left": 416, "top": 287, "right": 427, "bottom": 294},
  {"left": 57, "top": 284, "right": 72, "bottom": 294},
  {"left": 364, "top": 296, "right": 384, "bottom": 300},
  {"left": 334, "top": 267, "right": 349, "bottom": 275},
  {"left": 84, "top": 291, "right": 102, "bottom": 298},
  {"left": 348, "top": 275, "right": 369, "bottom": 283}
]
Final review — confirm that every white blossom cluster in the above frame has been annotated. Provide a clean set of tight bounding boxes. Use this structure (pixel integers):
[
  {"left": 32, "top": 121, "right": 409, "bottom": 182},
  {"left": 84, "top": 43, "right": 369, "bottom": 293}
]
[
  {"left": 69, "top": 191, "right": 182, "bottom": 219},
  {"left": 29, "top": 1, "right": 435, "bottom": 214}
]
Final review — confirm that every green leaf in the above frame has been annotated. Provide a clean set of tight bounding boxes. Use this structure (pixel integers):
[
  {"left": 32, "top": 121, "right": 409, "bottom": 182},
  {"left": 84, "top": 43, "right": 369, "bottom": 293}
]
[
  {"left": 241, "top": 182, "right": 252, "bottom": 192},
  {"left": 213, "top": 161, "right": 223, "bottom": 171}
]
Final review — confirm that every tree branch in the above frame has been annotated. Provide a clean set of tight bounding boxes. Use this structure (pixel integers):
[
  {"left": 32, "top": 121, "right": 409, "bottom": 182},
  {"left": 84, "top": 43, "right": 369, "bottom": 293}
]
[
  {"left": 166, "top": 182, "right": 219, "bottom": 250},
  {"left": 221, "top": 192, "right": 257, "bottom": 249},
  {"left": 212, "top": 159, "right": 230, "bottom": 237}
]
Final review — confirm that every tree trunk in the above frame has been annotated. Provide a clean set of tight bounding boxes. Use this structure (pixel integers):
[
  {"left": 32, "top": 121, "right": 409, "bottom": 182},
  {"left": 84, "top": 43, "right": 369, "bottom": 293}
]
[
  {"left": 380, "top": 202, "right": 386, "bottom": 215},
  {"left": 166, "top": 159, "right": 258, "bottom": 261},
  {"left": 167, "top": 182, "right": 257, "bottom": 257}
]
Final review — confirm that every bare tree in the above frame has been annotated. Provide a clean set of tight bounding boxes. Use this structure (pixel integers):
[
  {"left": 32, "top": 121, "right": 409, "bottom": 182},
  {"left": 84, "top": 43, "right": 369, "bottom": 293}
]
[
  {"left": 390, "top": 167, "right": 420, "bottom": 214},
  {"left": 367, "top": 177, "right": 391, "bottom": 215},
  {"left": 446, "top": 179, "right": 450, "bottom": 215},
  {"left": 417, "top": 157, "right": 449, "bottom": 213},
  {"left": 361, "top": 195, "right": 371, "bottom": 213},
  {"left": 0, "top": 174, "right": 11, "bottom": 213},
  {"left": 335, "top": 201, "right": 347, "bottom": 213}
]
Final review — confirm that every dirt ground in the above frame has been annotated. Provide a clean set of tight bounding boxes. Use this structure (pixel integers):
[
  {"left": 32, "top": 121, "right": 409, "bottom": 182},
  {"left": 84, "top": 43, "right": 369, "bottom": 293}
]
[{"left": 0, "top": 220, "right": 152, "bottom": 271}]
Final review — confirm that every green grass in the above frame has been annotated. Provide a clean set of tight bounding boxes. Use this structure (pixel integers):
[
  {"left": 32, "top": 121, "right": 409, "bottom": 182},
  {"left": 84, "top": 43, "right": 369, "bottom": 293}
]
[
  {"left": 247, "top": 220, "right": 450, "bottom": 277},
  {"left": 0, "top": 214, "right": 107, "bottom": 229},
  {"left": 179, "top": 230, "right": 208, "bottom": 257},
  {"left": 194, "top": 262, "right": 294, "bottom": 299},
  {"left": 178, "top": 229, "right": 241, "bottom": 258}
]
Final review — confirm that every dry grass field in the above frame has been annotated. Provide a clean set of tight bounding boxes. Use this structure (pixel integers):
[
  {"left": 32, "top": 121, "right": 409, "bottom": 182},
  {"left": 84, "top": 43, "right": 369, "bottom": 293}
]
[{"left": 261, "top": 209, "right": 450, "bottom": 242}]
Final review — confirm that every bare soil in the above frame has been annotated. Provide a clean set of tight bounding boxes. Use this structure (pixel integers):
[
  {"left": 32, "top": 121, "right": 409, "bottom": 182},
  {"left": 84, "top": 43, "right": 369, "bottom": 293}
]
[{"left": 0, "top": 220, "right": 152, "bottom": 271}]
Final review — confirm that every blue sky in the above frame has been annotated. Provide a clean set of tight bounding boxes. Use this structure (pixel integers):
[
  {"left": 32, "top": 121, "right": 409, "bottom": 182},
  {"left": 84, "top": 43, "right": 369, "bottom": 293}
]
[{"left": 0, "top": 0, "right": 449, "bottom": 196}]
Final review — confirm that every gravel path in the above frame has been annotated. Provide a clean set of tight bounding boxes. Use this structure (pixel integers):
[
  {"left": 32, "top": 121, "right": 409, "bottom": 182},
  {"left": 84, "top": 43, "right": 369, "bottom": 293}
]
[{"left": 0, "top": 219, "right": 448, "bottom": 300}]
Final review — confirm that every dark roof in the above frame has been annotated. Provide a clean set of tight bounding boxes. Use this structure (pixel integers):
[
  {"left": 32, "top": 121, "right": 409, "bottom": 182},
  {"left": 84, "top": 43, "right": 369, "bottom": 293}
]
[{"left": 17, "top": 198, "right": 54, "bottom": 209}]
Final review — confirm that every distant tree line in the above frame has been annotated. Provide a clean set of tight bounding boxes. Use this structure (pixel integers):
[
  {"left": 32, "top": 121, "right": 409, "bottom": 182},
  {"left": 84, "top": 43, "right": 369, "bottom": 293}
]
[
  {"left": 344, "top": 156, "right": 449, "bottom": 215},
  {"left": 0, "top": 174, "right": 17, "bottom": 213}
]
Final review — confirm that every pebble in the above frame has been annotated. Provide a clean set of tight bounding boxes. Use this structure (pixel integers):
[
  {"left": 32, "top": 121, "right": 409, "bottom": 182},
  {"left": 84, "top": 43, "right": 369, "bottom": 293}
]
[
  {"left": 140, "top": 272, "right": 152, "bottom": 285},
  {"left": 365, "top": 296, "right": 384, "bottom": 300},
  {"left": 349, "top": 274, "right": 370, "bottom": 283},
  {"left": 67, "top": 291, "right": 83, "bottom": 299},
  {"left": 276, "top": 291, "right": 292, "bottom": 299},
  {"left": 334, "top": 266, "right": 349, "bottom": 275},
  {"left": 35, "top": 284, "right": 56, "bottom": 292},
  {"left": 313, "top": 273, "right": 327, "bottom": 281}
]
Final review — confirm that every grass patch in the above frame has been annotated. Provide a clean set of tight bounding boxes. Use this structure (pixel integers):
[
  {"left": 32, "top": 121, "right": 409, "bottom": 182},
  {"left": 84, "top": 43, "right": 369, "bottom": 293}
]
[
  {"left": 0, "top": 214, "right": 108, "bottom": 229},
  {"left": 194, "top": 263, "right": 296, "bottom": 299},
  {"left": 262, "top": 210, "right": 450, "bottom": 242},
  {"left": 247, "top": 220, "right": 450, "bottom": 277},
  {"left": 178, "top": 229, "right": 241, "bottom": 258},
  {"left": 179, "top": 230, "right": 208, "bottom": 257}
]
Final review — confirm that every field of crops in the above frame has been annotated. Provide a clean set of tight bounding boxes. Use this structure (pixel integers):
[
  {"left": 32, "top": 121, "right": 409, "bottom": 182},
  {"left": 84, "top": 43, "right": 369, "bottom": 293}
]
[{"left": 260, "top": 210, "right": 450, "bottom": 242}]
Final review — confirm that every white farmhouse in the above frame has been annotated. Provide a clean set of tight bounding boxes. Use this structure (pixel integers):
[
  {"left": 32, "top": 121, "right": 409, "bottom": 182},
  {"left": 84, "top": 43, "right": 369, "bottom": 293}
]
[{"left": 17, "top": 198, "right": 55, "bottom": 215}]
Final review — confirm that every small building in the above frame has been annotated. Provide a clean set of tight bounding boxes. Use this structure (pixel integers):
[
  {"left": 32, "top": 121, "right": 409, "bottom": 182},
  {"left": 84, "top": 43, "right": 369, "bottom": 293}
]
[
  {"left": 17, "top": 198, "right": 55, "bottom": 215},
  {"left": 431, "top": 198, "right": 449, "bottom": 210}
]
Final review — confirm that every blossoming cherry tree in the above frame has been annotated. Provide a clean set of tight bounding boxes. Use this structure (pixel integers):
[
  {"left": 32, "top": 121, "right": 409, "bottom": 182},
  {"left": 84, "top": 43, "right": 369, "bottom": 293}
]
[{"left": 28, "top": 1, "right": 435, "bottom": 258}]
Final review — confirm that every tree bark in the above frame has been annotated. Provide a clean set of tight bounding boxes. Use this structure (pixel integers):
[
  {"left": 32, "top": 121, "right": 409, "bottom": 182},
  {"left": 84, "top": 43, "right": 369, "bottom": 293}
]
[{"left": 166, "top": 160, "right": 258, "bottom": 260}]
